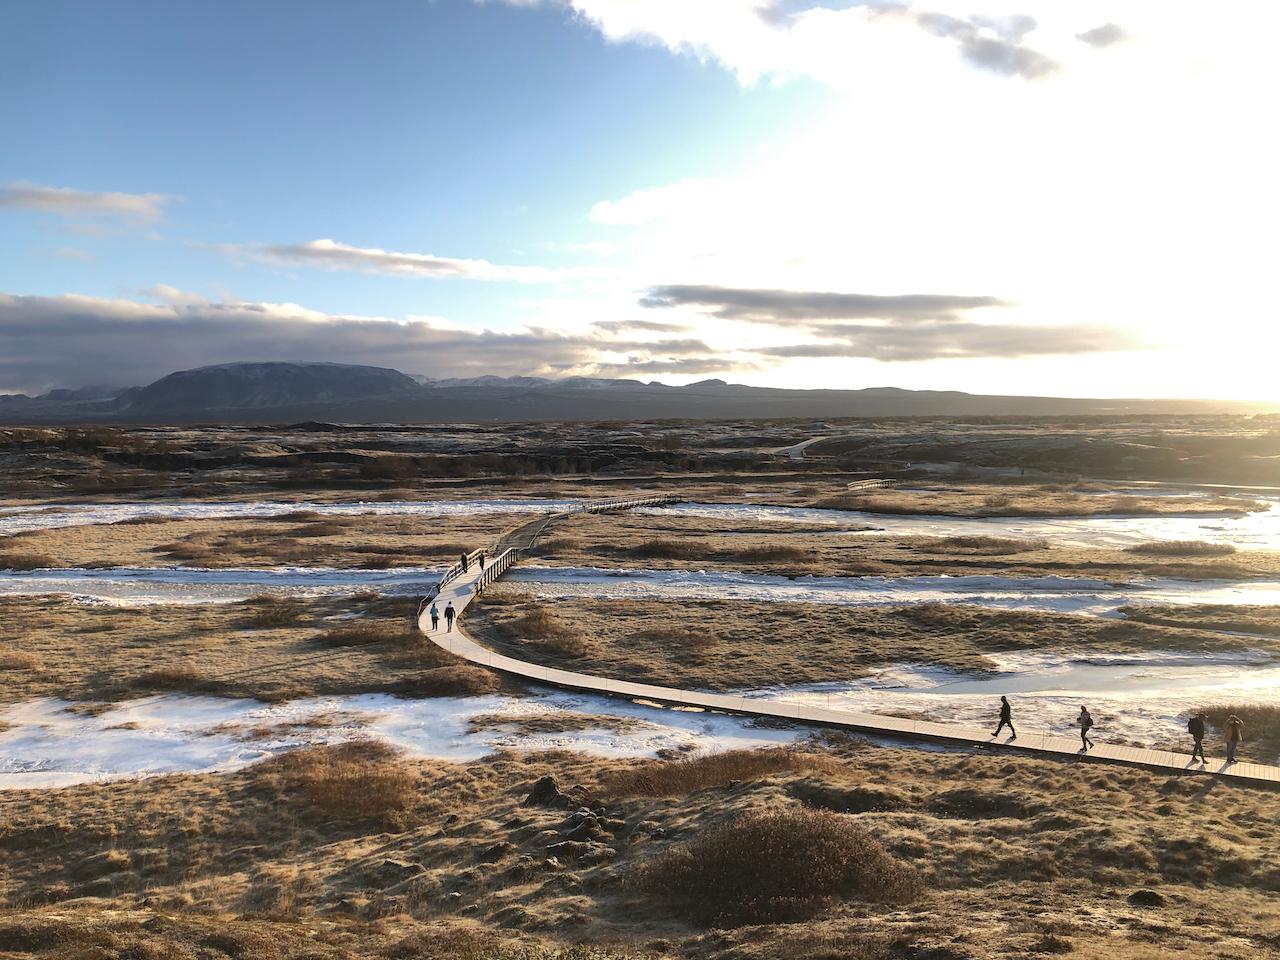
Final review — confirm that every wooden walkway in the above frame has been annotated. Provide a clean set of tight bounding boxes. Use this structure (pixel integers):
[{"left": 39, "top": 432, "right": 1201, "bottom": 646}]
[{"left": 418, "top": 498, "right": 1280, "bottom": 787}]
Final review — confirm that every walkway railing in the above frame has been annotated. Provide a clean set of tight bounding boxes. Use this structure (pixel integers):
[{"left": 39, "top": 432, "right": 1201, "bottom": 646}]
[{"left": 847, "top": 478, "right": 898, "bottom": 491}]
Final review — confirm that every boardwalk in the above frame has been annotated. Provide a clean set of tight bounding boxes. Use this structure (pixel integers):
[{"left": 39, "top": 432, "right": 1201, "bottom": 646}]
[{"left": 418, "top": 497, "right": 1280, "bottom": 787}]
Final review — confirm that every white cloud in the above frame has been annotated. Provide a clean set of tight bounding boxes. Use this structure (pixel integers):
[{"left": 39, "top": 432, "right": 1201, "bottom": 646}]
[{"left": 0, "top": 182, "right": 173, "bottom": 224}]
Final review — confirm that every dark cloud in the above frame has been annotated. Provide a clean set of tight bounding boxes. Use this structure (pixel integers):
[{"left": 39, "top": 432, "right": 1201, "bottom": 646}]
[
  {"left": 752, "top": 321, "right": 1139, "bottom": 361},
  {"left": 1076, "top": 22, "right": 1127, "bottom": 48},
  {"left": 0, "top": 292, "right": 728, "bottom": 394},
  {"left": 916, "top": 10, "right": 1056, "bottom": 78},
  {"left": 589, "top": 357, "right": 759, "bottom": 377},
  {"left": 640, "top": 285, "right": 1007, "bottom": 323}
]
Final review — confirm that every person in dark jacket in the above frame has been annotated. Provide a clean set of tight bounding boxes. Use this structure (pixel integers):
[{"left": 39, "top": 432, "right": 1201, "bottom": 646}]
[
  {"left": 444, "top": 601, "right": 456, "bottom": 631},
  {"left": 992, "top": 696, "right": 1016, "bottom": 740},
  {"left": 460, "top": 552, "right": 469, "bottom": 574},
  {"left": 478, "top": 551, "right": 486, "bottom": 571},
  {"left": 1078, "top": 706, "right": 1095, "bottom": 751},
  {"left": 429, "top": 601, "right": 440, "bottom": 632},
  {"left": 1188, "top": 712, "right": 1207, "bottom": 763}
]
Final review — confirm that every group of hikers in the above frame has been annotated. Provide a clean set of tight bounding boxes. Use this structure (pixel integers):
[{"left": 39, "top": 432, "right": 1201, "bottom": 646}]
[
  {"left": 426, "top": 551, "right": 490, "bottom": 632},
  {"left": 994, "top": 696, "right": 1247, "bottom": 764}
]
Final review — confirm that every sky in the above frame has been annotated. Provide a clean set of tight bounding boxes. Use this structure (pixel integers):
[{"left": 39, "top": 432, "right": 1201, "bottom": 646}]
[{"left": 1, "top": 0, "right": 1276, "bottom": 400}]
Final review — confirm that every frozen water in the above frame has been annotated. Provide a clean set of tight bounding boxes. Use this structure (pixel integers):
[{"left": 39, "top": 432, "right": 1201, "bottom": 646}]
[{"left": 0, "top": 690, "right": 803, "bottom": 790}]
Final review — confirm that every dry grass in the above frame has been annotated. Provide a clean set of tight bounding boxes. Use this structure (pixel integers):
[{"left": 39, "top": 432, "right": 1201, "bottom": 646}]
[
  {"left": 629, "top": 538, "right": 705, "bottom": 560},
  {"left": 1121, "top": 603, "right": 1280, "bottom": 638},
  {"left": 130, "top": 666, "right": 209, "bottom": 692},
  {"left": 314, "top": 620, "right": 409, "bottom": 648},
  {"left": 599, "top": 747, "right": 835, "bottom": 798},
  {"left": 500, "top": 607, "right": 592, "bottom": 658},
  {"left": 253, "top": 741, "right": 416, "bottom": 826},
  {"left": 1196, "top": 704, "right": 1280, "bottom": 763},
  {"left": 0, "top": 552, "right": 56, "bottom": 570},
  {"left": 633, "top": 808, "right": 922, "bottom": 926},
  {"left": 242, "top": 594, "right": 307, "bottom": 628},
  {"left": 924, "top": 535, "right": 1050, "bottom": 555},
  {"left": 0, "top": 650, "right": 40, "bottom": 671},
  {"left": 391, "top": 664, "right": 502, "bottom": 697},
  {"left": 1126, "top": 540, "right": 1238, "bottom": 557}
]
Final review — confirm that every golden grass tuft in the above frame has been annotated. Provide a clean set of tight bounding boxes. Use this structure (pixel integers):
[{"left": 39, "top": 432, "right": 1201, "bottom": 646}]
[
  {"left": 0, "top": 650, "right": 41, "bottom": 671},
  {"left": 633, "top": 807, "right": 922, "bottom": 926},
  {"left": 599, "top": 747, "right": 836, "bottom": 798},
  {"left": 0, "top": 553, "right": 56, "bottom": 571},
  {"left": 254, "top": 741, "right": 416, "bottom": 825},
  {"left": 1125, "top": 540, "right": 1237, "bottom": 557},
  {"left": 241, "top": 594, "right": 306, "bottom": 627},
  {"left": 313, "top": 620, "right": 407, "bottom": 648},
  {"left": 502, "top": 607, "right": 592, "bottom": 657},
  {"left": 926, "top": 535, "right": 1049, "bottom": 554}
]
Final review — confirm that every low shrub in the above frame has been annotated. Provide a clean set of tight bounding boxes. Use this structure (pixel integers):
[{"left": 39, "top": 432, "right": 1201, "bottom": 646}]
[
  {"left": 629, "top": 538, "right": 704, "bottom": 560},
  {"left": 314, "top": 621, "right": 406, "bottom": 647},
  {"left": 0, "top": 651, "right": 40, "bottom": 671},
  {"left": 1125, "top": 540, "right": 1237, "bottom": 557},
  {"left": 131, "top": 667, "right": 207, "bottom": 691},
  {"left": 502, "top": 608, "right": 592, "bottom": 657},
  {"left": 242, "top": 594, "right": 306, "bottom": 628},
  {"left": 631, "top": 625, "right": 721, "bottom": 652},
  {"left": 392, "top": 665, "right": 501, "bottom": 697},
  {"left": 925, "top": 535, "right": 1049, "bottom": 555},
  {"left": 254, "top": 741, "right": 415, "bottom": 824},
  {"left": 728, "top": 544, "right": 808, "bottom": 563},
  {"left": 600, "top": 747, "right": 834, "bottom": 798},
  {"left": 633, "top": 807, "right": 922, "bottom": 926},
  {"left": 982, "top": 494, "right": 1013, "bottom": 509},
  {"left": 0, "top": 553, "right": 56, "bottom": 571}
]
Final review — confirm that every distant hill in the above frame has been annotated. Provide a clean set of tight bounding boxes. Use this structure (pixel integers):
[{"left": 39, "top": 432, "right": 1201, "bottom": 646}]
[{"left": 0, "top": 361, "right": 1274, "bottom": 423}]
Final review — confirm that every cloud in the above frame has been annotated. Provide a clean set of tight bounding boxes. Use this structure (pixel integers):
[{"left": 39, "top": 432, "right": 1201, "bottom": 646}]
[
  {"left": 640, "top": 283, "right": 1139, "bottom": 361},
  {"left": 639, "top": 284, "right": 1007, "bottom": 322},
  {"left": 916, "top": 11, "right": 1056, "bottom": 78},
  {"left": 0, "top": 290, "right": 734, "bottom": 394},
  {"left": 753, "top": 320, "right": 1139, "bottom": 361},
  {"left": 592, "top": 318, "right": 691, "bottom": 333},
  {"left": 53, "top": 247, "right": 95, "bottom": 262},
  {"left": 589, "top": 179, "right": 718, "bottom": 225},
  {"left": 588, "top": 356, "right": 761, "bottom": 376},
  {"left": 0, "top": 182, "right": 173, "bottom": 224},
  {"left": 1076, "top": 22, "right": 1127, "bottom": 48},
  {"left": 234, "top": 238, "right": 592, "bottom": 283}
]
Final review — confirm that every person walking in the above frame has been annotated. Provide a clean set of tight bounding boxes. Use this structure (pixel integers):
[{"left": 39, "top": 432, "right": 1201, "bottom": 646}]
[
  {"left": 444, "top": 601, "right": 456, "bottom": 632},
  {"left": 478, "top": 551, "right": 486, "bottom": 572},
  {"left": 1188, "top": 712, "right": 1208, "bottom": 763},
  {"left": 460, "top": 552, "right": 469, "bottom": 574},
  {"left": 1226, "top": 714, "right": 1245, "bottom": 763},
  {"left": 429, "top": 601, "right": 440, "bottom": 632},
  {"left": 992, "top": 696, "right": 1016, "bottom": 740},
  {"left": 1078, "top": 706, "right": 1095, "bottom": 751}
]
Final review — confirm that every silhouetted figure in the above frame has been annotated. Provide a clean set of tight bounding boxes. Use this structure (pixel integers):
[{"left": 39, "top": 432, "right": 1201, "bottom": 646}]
[
  {"left": 429, "top": 601, "right": 440, "bottom": 632},
  {"left": 478, "top": 551, "right": 486, "bottom": 571},
  {"left": 1226, "top": 714, "right": 1244, "bottom": 763},
  {"left": 1188, "top": 712, "right": 1207, "bottom": 763},
  {"left": 1078, "top": 706, "right": 1095, "bottom": 751},
  {"left": 444, "top": 601, "right": 456, "bottom": 631},
  {"left": 460, "top": 552, "right": 469, "bottom": 574},
  {"left": 993, "top": 696, "right": 1016, "bottom": 740}
]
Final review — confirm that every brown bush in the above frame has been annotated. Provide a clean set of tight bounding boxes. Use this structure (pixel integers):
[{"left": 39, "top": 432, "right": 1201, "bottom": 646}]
[
  {"left": 359, "top": 457, "right": 418, "bottom": 481},
  {"left": 1125, "top": 540, "right": 1237, "bottom": 557},
  {"left": 631, "top": 625, "right": 721, "bottom": 652},
  {"left": 727, "top": 544, "right": 808, "bottom": 563},
  {"left": 926, "top": 535, "right": 1049, "bottom": 555},
  {"left": 629, "top": 538, "right": 705, "bottom": 560},
  {"left": 393, "top": 665, "right": 501, "bottom": 697},
  {"left": 0, "top": 651, "right": 40, "bottom": 671},
  {"left": 253, "top": 741, "right": 415, "bottom": 825},
  {"left": 314, "top": 621, "right": 407, "bottom": 647},
  {"left": 600, "top": 747, "right": 834, "bottom": 798},
  {"left": 131, "top": 667, "right": 207, "bottom": 691},
  {"left": 633, "top": 807, "right": 922, "bottom": 926},
  {"left": 242, "top": 594, "right": 306, "bottom": 627},
  {"left": 160, "top": 541, "right": 216, "bottom": 563},
  {"left": 0, "top": 553, "right": 56, "bottom": 571},
  {"left": 502, "top": 607, "right": 592, "bottom": 657}
]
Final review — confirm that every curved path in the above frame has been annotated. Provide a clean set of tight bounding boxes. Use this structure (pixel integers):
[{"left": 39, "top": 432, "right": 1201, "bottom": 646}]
[{"left": 418, "top": 497, "right": 1280, "bottom": 786}]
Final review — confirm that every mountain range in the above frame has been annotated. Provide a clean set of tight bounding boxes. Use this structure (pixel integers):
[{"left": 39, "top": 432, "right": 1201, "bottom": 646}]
[{"left": 1, "top": 361, "right": 1273, "bottom": 423}]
